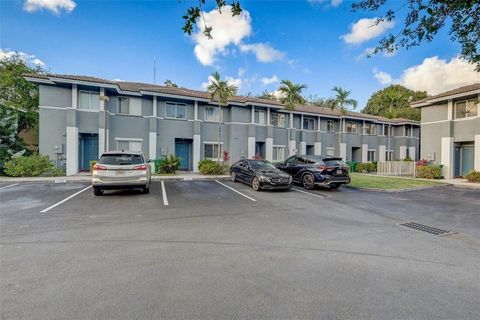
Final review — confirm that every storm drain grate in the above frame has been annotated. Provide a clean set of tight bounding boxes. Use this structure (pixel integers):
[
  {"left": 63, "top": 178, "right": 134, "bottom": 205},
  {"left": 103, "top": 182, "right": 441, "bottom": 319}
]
[{"left": 399, "top": 222, "right": 453, "bottom": 236}]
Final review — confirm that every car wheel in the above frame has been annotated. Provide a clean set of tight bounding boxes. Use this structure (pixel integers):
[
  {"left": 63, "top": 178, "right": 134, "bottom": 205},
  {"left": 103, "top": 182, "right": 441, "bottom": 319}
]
[
  {"left": 330, "top": 183, "right": 340, "bottom": 190},
  {"left": 251, "top": 176, "right": 261, "bottom": 191},
  {"left": 302, "top": 173, "right": 315, "bottom": 190},
  {"left": 231, "top": 171, "right": 237, "bottom": 182},
  {"left": 93, "top": 187, "right": 103, "bottom": 196}
]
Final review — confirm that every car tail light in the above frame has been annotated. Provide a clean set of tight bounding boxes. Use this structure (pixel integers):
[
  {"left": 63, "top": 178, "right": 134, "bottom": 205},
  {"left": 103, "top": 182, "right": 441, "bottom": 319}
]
[
  {"left": 317, "top": 165, "right": 326, "bottom": 171},
  {"left": 133, "top": 164, "right": 147, "bottom": 170},
  {"left": 93, "top": 164, "right": 107, "bottom": 170}
]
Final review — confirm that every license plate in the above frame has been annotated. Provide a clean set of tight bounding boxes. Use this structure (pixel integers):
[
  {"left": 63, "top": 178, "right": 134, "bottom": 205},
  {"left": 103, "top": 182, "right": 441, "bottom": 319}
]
[{"left": 336, "top": 169, "right": 342, "bottom": 175}]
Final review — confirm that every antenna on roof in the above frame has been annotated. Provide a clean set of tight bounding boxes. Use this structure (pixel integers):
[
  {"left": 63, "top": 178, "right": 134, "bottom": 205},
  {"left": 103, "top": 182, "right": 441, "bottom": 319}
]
[{"left": 153, "top": 56, "right": 156, "bottom": 84}]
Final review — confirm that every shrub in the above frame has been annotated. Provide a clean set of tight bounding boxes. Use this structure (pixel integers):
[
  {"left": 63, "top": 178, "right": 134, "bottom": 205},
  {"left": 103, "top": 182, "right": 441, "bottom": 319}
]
[
  {"left": 198, "top": 159, "right": 228, "bottom": 175},
  {"left": 416, "top": 159, "right": 429, "bottom": 166},
  {"left": 3, "top": 154, "right": 63, "bottom": 177},
  {"left": 356, "top": 162, "right": 377, "bottom": 173},
  {"left": 89, "top": 160, "right": 97, "bottom": 172},
  {"left": 157, "top": 154, "right": 181, "bottom": 174},
  {"left": 416, "top": 164, "right": 442, "bottom": 179},
  {"left": 223, "top": 150, "right": 230, "bottom": 163},
  {"left": 465, "top": 170, "right": 480, "bottom": 183}
]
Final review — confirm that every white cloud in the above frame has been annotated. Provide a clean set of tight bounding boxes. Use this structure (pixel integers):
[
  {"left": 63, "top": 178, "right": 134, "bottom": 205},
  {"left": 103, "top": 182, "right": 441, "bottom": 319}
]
[
  {"left": 260, "top": 75, "right": 279, "bottom": 85},
  {"left": 192, "top": 5, "right": 252, "bottom": 66},
  {"left": 24, "top": 0, "right": 76, "bottom": 14},
  {"left": 0, "top": 49, "right": 45, "bottom": 67},
  {"left": 238, "top": 68, "right": 246, "bottom": 77},
  {"left": 239, "top": 43, "right": 284, "bottom": 62},
  {"left": 308, "top": 0, "right": 342, "bottom": 7},
  {"left": 373, "top": 68, "right": 393, "bottom": 85},
  {"left": 331, "top": 0, "right": 342, "bottom": 6},
  {"left": 341, "top": 18, "right": 394, "bottom": 44},
  {"left": 372, "top": 56, "right": 480, "bottom": 95}
]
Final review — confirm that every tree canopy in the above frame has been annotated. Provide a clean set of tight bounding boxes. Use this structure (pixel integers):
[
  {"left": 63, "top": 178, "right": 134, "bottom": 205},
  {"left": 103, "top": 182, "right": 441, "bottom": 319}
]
[
  {"left": 278, "top": 80, "right": 307, "bottom": 110},
  {"left": 361, "top": 85, "right": 428, "bottom": 121},
  {"left": 163, "top": 80, "right": 178, "bottom": 87}
]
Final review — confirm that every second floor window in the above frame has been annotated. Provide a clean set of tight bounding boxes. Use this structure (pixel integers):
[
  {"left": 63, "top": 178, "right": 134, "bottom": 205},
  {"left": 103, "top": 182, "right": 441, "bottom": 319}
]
[
  {"left": 326, "top": 120, "right": 334, "bottom": 132},
  {"left": 255, "top": 110, "right": 266, "bottom": 125},
  {"left": 303, "top": 118, "right": 315, "bottom": 130},
  {"left": 455, "top": 99, "right": 478, "bottom": 119},
  {"left": 166, "top": 102, "right": 186, "bottom": 119},
  {"left": 363, "top": 123, "right": 376, "bottom": 135},
  {"left": 205, "top": 106, "right": 220, "bottom": 122},
  {"left": 271, "top": 113, "right": 286, "bottom": 127},
  {"left": 384, "top": 125, "right": 393, "bottom": 136},
  {"left": 79, "top": 91, "right": 100, "bottom": 110},
  {"left": 346, "top": 121, "right": 357, "bottom": 133},
  {"left": 405, "top": 126, "right": 412, "bottom": 137},
  {"left": 118, "top": 97, "right": 142, "bottom": 116}
]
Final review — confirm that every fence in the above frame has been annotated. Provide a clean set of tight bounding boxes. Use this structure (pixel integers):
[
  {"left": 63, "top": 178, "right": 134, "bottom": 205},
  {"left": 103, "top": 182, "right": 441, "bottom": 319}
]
[{"left": 377, "top": 161, "right": 416, "bottom": 177}]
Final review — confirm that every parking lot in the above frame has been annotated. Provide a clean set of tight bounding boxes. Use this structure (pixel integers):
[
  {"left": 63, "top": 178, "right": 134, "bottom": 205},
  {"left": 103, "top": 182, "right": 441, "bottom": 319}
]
[{"left": 1, "top": 180, "right": 480, "bottom": 319}]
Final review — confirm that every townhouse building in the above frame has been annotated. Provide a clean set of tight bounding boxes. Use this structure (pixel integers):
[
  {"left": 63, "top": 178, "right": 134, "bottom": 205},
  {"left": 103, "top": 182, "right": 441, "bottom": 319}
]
[
  {"left": 411, "top": 83, "right": 480, "bottom": 179},
  {"left": 26, "top": 74, "right": 420, "bottom": 175}
]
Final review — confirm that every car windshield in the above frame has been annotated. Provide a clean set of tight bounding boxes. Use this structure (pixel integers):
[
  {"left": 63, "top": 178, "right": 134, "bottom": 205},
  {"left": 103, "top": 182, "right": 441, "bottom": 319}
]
[
  {"left": 249, "top": 160, "right": 276, "bottom": 170},
  {"left": 303, "top": 155, "right": 324, "bottom": 164},
  {"left": 98, "top": 154, "right": 144, "bottom": 165}
]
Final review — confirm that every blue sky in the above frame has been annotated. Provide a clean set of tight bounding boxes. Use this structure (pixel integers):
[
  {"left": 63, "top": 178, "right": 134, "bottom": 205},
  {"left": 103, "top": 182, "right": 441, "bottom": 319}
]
[{"left": 2, "top": 0, "right": 478, "bottom": 109}]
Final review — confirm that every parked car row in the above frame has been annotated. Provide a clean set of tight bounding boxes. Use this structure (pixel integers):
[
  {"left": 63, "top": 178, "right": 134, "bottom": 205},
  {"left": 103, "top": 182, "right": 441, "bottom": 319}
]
[{"left": 91, "top": 151, "right": 350, "bottom": 196}]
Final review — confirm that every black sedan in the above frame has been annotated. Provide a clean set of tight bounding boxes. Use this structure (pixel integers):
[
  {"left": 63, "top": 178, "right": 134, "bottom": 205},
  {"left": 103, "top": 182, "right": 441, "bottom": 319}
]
[
  {"left": 230, "top": 159, "right": 293, "bottom": 191},
  {"left": 275, "top": 155, "right": 350, "bottom": 190}
]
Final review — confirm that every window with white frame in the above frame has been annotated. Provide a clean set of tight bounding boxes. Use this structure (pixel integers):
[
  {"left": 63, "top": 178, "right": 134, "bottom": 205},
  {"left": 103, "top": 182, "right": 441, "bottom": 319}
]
[
  {"left": 166, "top": 102, "right": 186, "bottom": 119},
  {"left": 326, "top": 147, "right": 335, "bottom": 156},
  {"left": 272, "top": 146, "right": 286, "bottom": 161},
  {"left": 346, "top": 121, "right": 357, "bottom": 133},
  {"left": 303, "top": 117, "right": 315, "bottom": 130},
  {"left": 255, "top": 110, "right": 266, "bottom": 125},
  {"left": 454, "top": 99, "right": 478, "bottom": 119},
  {"left": 205, "top": 106, "right": 220, "bottom": 122},
  {"left": 204, "top": 143, "right": 222, "bottom": 159},
  {"left": 117, "top": 140, "right": 142, "bottom": 152},
  {"left": 78, "top": 91, "right": 100, "bottom": 110},
  {"left": 118, "top": 97, "right": 142, "bottom": 116},
  {"left": 363, "top": 123, "right": 376, "bottom": 135},
  {"left": 271, "top": 113, "right": 286, "bottom": 127},
  {"left": 326, "top": 120, "right": 334, "bottom": 132},
  {"left": 367, "top": 150, "right": 375, "bottom": 162},
  {"left": 386, "top": 150, "right": 393, "bottom": 161}
]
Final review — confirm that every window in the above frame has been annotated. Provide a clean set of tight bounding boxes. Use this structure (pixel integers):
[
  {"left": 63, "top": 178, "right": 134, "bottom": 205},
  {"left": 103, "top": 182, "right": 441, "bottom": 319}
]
[
  {"left": 384, "top": 125, "right": 393, "bottom": 136},
  {"left": 405, "top": 126, "right": 412, "bottom": 137},
  {"left": 273, "top": 146, "right": 286, "bottom": 161},
  {"left": 166, "top": 102, "right": 186, "bottom": 119},
  {"left": 271, "top": 113, "right": 286, "bottom": 127},
  {"left": 255, "top": 110, "right": 266, "bottom": 125},
  {"left": 98, "top": 153, "right": 144, "bottom": 165},
  {"left": 364, "top": 123, "right": 376, "bottom": 135},
  {"left": 346, "top": 121, "right": 357, "bottom": 133},
  {"left": 205, "top": 106, "right": 220, "bottom": 122},
  {"left": 116, "top": 140, "right": 142, "bottom": 152},
  {"left": 386, "top": 150, "right": 393, "bottom": 161},
  {"left": 326, "top": 120, "right": 334, "bottom": 132},
  {"left": 118, "top": 97, "right": 141, "bottom": 116},
  {"left": 204, "top": 143, "right": 222, "bottom": 159},
  {"left": 303, "top": 117, "right": 315, "bottom": 130},
  {"left": 455, "top": 99, "right": 478, "bottom": 119},
  {"left": 326, "top": 147, "right": 335, "bottom": 156},
  {"left": 78, "top": 91, "right": 100, "bottom": 110},
  {"left": 367, "top": 150, "right": 375, "bottom": 162}
]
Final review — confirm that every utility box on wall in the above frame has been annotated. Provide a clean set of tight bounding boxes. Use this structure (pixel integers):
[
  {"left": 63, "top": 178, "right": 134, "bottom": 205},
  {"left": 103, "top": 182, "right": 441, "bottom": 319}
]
[{"left": 53, "top": 144, "right": 64, "bottom": 154}]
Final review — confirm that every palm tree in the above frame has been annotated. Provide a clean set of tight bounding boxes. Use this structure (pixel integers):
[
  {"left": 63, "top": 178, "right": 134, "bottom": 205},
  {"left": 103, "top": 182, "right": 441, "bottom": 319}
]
[
  {"left": 329, "top": 87, "right": 357, "bottom": 157},
  {"left": 278, "top": 80, "right": 307, "bottom": 111},
  {"left": 207, "top": 71, "right": 238, "bottom": 162}
]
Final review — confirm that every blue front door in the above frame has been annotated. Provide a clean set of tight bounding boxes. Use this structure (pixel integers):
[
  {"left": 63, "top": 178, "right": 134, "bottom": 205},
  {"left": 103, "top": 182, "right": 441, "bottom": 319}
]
[
  {"left": 175, "top": 142, "right": 190, "bottom": 170},
  {"left": 80, "top": 135, "right": 98, "bottom": 171},
  {"left": 461, "top": 146, "right": 474, "bottom": 176}
]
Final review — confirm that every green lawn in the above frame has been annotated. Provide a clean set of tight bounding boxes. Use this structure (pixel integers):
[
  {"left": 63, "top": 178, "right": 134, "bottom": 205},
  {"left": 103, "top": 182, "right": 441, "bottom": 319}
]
[{"left": 349, "top": 173, "right": 446, "bottom": 190}]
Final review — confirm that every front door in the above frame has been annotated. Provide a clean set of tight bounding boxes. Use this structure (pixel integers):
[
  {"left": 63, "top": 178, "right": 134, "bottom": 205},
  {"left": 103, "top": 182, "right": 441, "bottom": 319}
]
[
  {"left": 79, "top": 134, "right": 98, "bottom": 171},
  {"left": 461, "top": 145, "right": 474, "bottom": 176},
  {"left": 175, "top": 141, "right": 191, "bottom": 170},
  {"left": 255, "top": 142, "right": 265, "bottom": 159}
]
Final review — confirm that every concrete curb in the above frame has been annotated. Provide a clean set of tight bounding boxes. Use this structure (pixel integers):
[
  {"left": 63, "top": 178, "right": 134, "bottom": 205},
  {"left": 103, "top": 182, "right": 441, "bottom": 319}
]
[{"left": 345, "top": 183, "right": 453, "bottom": 193}]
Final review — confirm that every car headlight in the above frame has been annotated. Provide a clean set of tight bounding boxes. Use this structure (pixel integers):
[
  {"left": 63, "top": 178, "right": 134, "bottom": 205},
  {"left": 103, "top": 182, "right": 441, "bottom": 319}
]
[
  {"left": 288, "top": 176, "right": 293, "bottom": 183},
  {"left": 258, "top": 175, "right": 271, "bottom": 183}
]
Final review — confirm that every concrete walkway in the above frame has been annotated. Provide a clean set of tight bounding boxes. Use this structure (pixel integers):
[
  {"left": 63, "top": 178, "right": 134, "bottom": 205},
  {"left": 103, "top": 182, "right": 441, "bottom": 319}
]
[{"left": 0, "top": 171, "right": 230, "bottom": 183}]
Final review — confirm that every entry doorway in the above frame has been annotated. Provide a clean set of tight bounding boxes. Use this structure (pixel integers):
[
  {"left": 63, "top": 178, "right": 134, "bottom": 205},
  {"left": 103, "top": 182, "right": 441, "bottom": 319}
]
[
  {"left": 175, "top": 139, "right": 192, "bottom": 171},
  {"left": 306, "top": 145, "right": 314, "bottom": 155},
  {"left": 79, "top": 133, "right": 98, "bottom": 171},
  {"left": 454, "top": 144, "right": 474, "bottom": 177},
  {"left": 352, "top": 147, "right": 361, "bottom": 162},
  {"left": 255, "top": 142, "right": 265, "bottom": 159}
]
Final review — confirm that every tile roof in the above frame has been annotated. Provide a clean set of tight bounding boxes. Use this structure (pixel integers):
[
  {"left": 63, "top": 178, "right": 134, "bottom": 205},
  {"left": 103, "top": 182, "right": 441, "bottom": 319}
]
[
  {"left": 25, "top": 73, "right": 419, "bottom": 124},
  {"left": 411, "top": 83, "right": 480, "bottom": 106}
]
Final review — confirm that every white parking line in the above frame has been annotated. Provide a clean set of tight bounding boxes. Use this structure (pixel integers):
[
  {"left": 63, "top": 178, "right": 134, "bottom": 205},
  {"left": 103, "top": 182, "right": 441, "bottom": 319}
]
[
  {"left": 215, "top": 180, "right": 257, "bottom": 202},
  {"left": 292, "top": 187, "right": 325, "bottom": 199},
  {"left": 161, "top": 181, "right": 169, "bottom": 206},
  {"left": 0, "top": 183, "right": 19, "bottom": 190},
  {"left": 40, "top": 185, "right": 92, "bottom": 213}
]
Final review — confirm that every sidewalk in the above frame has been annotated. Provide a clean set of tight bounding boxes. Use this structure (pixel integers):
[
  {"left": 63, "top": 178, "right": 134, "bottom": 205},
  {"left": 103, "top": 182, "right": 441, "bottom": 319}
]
[{"left": 0, "top": 171, "right": 230, "bottom": 183}]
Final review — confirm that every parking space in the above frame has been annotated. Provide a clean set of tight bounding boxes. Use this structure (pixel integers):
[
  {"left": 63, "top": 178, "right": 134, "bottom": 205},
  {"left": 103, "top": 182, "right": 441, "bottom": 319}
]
[{"left": 1, "top": 180, "right": 480, "bottom": 319}]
